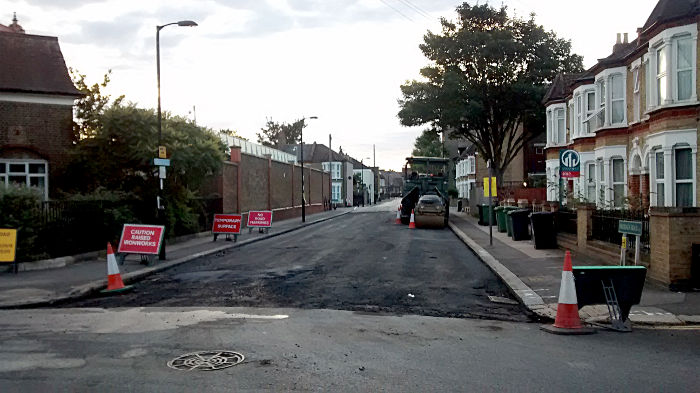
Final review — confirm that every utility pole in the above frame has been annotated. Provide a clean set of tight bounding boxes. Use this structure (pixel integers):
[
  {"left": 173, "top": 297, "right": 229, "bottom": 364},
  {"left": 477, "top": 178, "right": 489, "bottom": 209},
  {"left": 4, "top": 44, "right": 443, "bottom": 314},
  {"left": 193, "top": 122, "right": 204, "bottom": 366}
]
[{"left": 488, "top": 159, "right": 493, "bottom": 246}]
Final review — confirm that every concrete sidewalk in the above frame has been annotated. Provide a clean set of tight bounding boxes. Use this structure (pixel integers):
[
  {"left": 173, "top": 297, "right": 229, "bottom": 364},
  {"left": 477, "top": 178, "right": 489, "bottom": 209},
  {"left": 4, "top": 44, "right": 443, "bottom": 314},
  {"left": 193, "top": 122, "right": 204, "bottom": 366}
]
[
  {"left": 0, "top": 207, "right": 354, "bottom": 308},
  {"left": 448, "top": 210, "right": 700, "bottom": 326}
]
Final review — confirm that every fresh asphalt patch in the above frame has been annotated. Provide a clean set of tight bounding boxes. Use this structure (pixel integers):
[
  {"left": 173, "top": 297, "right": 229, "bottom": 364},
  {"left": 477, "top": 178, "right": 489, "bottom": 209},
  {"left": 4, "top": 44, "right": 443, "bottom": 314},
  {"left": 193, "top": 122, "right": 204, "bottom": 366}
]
[{"left": 59, "top": 212, "right": 534, "bottom": 322}]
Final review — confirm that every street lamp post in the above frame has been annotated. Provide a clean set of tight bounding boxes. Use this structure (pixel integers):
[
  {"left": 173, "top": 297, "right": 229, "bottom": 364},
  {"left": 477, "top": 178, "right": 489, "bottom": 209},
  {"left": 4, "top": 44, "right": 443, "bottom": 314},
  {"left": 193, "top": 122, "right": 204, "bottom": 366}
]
[
  {"left": 300, "top": 116, "right": 318, "bottom": 223},
  {"left": 156, "top": 20, "right": 197, "bottom": 260}
]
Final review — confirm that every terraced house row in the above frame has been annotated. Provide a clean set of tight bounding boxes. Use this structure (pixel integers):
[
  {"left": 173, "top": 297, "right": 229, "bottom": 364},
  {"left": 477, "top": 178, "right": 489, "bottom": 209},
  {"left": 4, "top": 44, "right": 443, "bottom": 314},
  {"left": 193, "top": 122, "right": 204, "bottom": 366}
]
[{"left": 543, "top": 0, "right": 700, "bottom": 210}]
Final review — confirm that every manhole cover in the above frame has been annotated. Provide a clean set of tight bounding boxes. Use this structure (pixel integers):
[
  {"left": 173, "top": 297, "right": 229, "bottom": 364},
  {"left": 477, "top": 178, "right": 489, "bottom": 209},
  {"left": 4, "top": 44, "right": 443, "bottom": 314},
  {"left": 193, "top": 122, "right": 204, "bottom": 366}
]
[{"left": 167, "top": 350, "right": 245, "bottom": 371}]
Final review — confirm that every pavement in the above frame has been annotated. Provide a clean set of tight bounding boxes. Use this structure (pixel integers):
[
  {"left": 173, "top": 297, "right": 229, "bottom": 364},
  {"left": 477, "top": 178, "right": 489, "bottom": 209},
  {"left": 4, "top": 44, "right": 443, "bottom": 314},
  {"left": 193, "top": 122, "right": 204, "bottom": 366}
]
[
  {"left": 0, "top": 207, "right": 354, "bottom": 308},
  {"left": 448, "top": 209, "right": 700, "bottom": 326}
]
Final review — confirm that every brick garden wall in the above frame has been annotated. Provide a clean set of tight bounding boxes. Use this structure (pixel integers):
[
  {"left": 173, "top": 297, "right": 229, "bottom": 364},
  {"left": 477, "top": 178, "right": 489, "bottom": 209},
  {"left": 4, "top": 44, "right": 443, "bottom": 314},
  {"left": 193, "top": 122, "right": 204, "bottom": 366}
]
[{"left": 202, "top": 151, "right": 330, "bottom": 222}]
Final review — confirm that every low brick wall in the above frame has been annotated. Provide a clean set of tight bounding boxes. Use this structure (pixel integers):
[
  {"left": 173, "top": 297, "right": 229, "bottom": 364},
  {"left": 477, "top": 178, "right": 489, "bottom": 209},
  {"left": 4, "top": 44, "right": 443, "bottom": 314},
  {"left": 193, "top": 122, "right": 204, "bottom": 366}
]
[{"left": 649, "top": 207, "right": 700, "bottom": 288}]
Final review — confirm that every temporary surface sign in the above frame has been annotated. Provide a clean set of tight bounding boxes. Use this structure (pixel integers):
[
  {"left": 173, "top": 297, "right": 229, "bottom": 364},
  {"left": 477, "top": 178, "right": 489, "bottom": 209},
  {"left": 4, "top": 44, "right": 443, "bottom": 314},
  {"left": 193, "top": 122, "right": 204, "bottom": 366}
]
[
  {"left": 560, "top": 149, "right": 580, "bottom": 178},
  {"left": 0, "top": 229, "right": 17, "bottom": 262},
  {"left": 247, "top": 211, "right": 273, "bottom": 228},
  {"left": 483, "top": 177, "right": 497, "bottom": 197},
  {"left": 212, "top": 214, "right": 242, "bottom": 234},
  {"left": 118, "top": 224, "right": 165, "bottom": 255},
  {"left": 158, "top": 146, "right": 167, "bottom": 159}
]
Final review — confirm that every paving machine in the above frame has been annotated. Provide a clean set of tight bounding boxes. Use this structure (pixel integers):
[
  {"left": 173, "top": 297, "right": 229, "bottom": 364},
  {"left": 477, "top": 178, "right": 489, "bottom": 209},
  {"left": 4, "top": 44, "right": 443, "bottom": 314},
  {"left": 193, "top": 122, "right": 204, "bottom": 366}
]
[{"left": 399, "top": 156, "right": 450, "bottom": 225}]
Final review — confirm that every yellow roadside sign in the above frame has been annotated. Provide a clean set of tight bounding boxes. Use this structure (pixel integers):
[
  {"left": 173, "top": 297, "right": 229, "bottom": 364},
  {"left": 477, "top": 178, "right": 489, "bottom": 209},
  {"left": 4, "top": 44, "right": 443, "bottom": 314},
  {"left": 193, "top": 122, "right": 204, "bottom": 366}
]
[
  {"left": 158, "top": 146, "right": 167, "bottom": 159},
  {"left": 483, "top": 177, "right": 497, "bottom": 197},
  {"left": 0, "top": 228, "right": 17, "bottom": 262}
]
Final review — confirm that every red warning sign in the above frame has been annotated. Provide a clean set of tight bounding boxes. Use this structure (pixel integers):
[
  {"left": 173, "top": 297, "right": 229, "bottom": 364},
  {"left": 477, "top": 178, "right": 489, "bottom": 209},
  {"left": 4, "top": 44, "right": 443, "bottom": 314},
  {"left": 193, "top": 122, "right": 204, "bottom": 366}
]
[
  {"left": 212, "top": 214, "right": 242, "bottom": 234},
  {"left": 247, "top": 211, "right": 273, "bottom": 228},
  {"left": 118, "top": 224, "right": 164, "bottom": 255}
]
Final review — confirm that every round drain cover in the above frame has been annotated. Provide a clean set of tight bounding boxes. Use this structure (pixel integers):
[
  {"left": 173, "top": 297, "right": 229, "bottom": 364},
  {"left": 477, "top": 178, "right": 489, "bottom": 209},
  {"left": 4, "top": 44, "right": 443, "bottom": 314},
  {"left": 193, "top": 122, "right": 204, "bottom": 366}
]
[{"left": 167, "top": 350, "right": 245, "bottom": 371}]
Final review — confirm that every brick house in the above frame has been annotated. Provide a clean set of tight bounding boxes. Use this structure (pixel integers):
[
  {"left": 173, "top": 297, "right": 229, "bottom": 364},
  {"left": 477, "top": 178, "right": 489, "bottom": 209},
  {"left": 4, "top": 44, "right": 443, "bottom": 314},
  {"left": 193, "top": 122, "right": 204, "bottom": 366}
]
[
  {"left": 544, "top": 0, "right": 700, "bottom": 209},
  {"left": 281, "top": 143, "right": 354, "bottom": 206},
  {"left": 543, "top": 0, "right": 700, "bottom": 287},
  {"left": 0, "top": 15, "right": 82, "bottom": 199}
]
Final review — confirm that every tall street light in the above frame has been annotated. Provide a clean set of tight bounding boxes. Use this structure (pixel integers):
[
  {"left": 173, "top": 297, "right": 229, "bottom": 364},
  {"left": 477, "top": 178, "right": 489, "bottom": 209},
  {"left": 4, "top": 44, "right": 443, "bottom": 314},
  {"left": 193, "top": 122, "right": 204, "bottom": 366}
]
[
  {"left": 300, "top": 116, "right": 318, "bottom": 223},
  {"left": 156, "top": 19, "right": 197, "bottom": 260}
]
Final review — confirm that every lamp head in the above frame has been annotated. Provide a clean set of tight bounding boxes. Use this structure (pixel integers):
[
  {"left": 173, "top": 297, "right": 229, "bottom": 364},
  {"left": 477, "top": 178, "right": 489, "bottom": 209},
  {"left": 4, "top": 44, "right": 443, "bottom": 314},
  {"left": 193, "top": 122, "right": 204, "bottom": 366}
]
[{"left": 177, "top": 20, "right": 198, "bottom": 27}]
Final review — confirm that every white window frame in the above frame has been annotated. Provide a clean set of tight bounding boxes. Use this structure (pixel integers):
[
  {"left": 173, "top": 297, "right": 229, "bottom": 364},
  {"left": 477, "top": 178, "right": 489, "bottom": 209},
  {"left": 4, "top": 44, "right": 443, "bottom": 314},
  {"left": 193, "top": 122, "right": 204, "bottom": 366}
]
[
  {"left": 654, "top": 150, "right": 666, "bottom": 207},
  {"left": 586, "top": 161, "right": 596, "bottom": 202},
  {"left": 555, "top": 108, "right": 566, "bottom": 144},
  {"left": 331, "top": 183, "right": 341, "bottom": 202},
  {"left": 611, "top": 158, "right": 626, "bottom": 207},
  {"left": 574, "top": 94, "right": 582, "bottom": 137},
  {"left": 0, "top": 159, "right": 49, "bottom": 200},
  {"left": 594, "top": 145, "right": 627, "bottom": 208},
  {"left": 594, "top": 67, "right": 627, "bottom": 128},
  {"left": 647, "top": 129, "right": 698, "bottom": 207},
  {"left": 674, "top": 146, "right": 694, "bottom": 207},
  {"left": 646, "top": 23, "right": 698, "bottom": 111},
  {"left": 631, "top": 60, "right": 641, "bottom": 123},
  {"left": 675, "top": 36, "right": 694, "bottom": 102},
  {"left": 546, "top": 103, "right": 566, "bottom": 146}
]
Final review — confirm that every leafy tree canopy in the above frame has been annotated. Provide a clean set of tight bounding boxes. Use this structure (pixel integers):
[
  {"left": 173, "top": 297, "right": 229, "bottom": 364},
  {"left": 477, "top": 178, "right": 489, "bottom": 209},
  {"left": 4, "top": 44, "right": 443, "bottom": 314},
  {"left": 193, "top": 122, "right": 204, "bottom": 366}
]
[
  {"left": 398, "top": 3, "right": 583, "bottom": 182},
  {"left": 412, "top": 129, "right": 446, "bottom": 157},
  {"left": 65, "top": 104, "right": 226, "bottom": 196},
  {"left": 70, "top": 68, "right": 124, "bottom": 140},
  {"left": 257, "top": 118, "right": 307, "bottom": 148}
]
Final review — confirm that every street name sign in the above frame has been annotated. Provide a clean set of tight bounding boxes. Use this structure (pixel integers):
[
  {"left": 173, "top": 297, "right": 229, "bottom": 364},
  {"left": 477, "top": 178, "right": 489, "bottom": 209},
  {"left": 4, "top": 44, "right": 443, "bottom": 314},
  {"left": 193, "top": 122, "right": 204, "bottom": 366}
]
[
  {"left": 560, "top": 149, "right": 580, "bottom": 178},
  {"left": 0, "top": 228, "right": 17, "bottom": 262},
  {"left": 118, "top": 224, "right": 165, "bottom": 255},
  {"left": 212, "top": 214, "right": 242, "bottom": 234},
  {"left": 618, "top": 220, "right": 643, "bottom": 236},
  {"left": 247, "top": 211, "right": 273, "bottom": 228},
  {"left": 153, "top": 158, "right": 170, "bottom": 167}
]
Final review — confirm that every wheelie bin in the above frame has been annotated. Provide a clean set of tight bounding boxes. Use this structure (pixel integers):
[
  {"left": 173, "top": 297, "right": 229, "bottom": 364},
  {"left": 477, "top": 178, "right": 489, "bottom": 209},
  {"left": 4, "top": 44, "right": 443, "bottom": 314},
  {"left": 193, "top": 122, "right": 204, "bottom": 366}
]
[
  {"left": 508, "top": 209, "right": 531, "bottom": 241},
  {"left": 478, "top": 204, "right": 496, "bottom": 226},
  {"left": 530, "top": 211, "right": 557, "bottom": 249},
  {"left": 495, "top": 206, "right": 506, "bottom": 232}
]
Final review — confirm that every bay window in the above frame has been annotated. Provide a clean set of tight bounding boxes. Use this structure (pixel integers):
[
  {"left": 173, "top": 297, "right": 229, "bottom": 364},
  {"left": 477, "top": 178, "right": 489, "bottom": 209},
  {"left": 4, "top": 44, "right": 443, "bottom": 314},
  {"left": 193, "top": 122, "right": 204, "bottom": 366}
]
[
  {"left": 555, "top": 108, "right": 566, "bottom": 144},
  {"left": 633, "top": 66, "right": 640, "bottom": 122},
  {"left": 656, "top": 45, "right": 668, "bottom": 106},
  {"left": 676, "top": 37, "right": 693, "bottom": 101},
  {"left": 586, "top": 162, "right": 596, "bottom": 201},
  {"left": 675, "top": 148, "right": 693, "bottom": 207},
  {"left": 575, "top": 95, "right": 582, "bottom": 137},
  {"left": 655, "top": 151, "right": 665, "bottom": 207},
  {"left": 612, "top": 158, "right": 625, "bottom": 207},
  {"left": 647, "top": 25, "right": 697, "bottom": 108},
  {"left": 611, "top": 74, "right": 625, "bottom": 124}
]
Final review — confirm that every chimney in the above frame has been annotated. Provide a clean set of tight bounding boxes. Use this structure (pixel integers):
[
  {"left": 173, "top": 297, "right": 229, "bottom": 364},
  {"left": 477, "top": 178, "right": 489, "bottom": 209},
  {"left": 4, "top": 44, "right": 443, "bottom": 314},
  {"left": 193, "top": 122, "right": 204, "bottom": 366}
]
[
  {"left": 623, "top": 32, "right": 628, "bottom": 44},
  {"left": 612, "top": 33, "right": 623, "bottom": 53}
]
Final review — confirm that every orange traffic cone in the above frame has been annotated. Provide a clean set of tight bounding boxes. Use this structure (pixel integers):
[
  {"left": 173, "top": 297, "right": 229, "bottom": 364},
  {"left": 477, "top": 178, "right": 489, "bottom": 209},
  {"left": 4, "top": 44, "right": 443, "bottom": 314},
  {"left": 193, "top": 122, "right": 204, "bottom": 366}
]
[
  {"left": 408, "top": 209, "right": 416, "bottom": 229},
  {"left": 541, "top": 250, "right": 594, "bottom": 335},
  {"left": 395, "top": 206, "right": 401, "bottom": 224},
  {"left": 101, "top": 243, "right": 133, "bottom": 294}
]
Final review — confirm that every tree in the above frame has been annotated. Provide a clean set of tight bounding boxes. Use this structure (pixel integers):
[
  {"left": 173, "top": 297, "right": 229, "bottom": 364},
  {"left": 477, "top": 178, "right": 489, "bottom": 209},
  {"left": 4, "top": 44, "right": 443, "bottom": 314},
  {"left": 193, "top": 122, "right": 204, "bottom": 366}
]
[
  {"left": 412, "top": 129, "right": 446, "bottom": 157},
  {"left": 398, "top": 3, "right": 583, "bottom": 184},
  {"left": 256, "top": 118, "right": 307, "bottom": 148},
  {"left": 70, "top": 68, "right": 124, "bottom": 140},
  {"left": 64, "top": 104, "right": 227, "bottom": 236}
]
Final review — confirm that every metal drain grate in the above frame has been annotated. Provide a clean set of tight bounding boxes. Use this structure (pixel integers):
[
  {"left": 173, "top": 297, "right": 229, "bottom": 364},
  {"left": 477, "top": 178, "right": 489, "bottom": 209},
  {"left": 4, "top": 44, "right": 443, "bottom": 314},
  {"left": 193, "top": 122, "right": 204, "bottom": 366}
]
[{"left": 167, "top": 350, "right": 245, "bottom": 371}]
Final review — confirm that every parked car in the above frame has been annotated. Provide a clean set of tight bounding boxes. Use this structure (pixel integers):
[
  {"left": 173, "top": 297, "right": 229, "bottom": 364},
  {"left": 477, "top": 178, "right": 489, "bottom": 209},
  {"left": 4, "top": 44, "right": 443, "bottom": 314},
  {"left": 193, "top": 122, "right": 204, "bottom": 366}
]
[{"left": 414, "top": 194, "right": 447, "bottom": 228}]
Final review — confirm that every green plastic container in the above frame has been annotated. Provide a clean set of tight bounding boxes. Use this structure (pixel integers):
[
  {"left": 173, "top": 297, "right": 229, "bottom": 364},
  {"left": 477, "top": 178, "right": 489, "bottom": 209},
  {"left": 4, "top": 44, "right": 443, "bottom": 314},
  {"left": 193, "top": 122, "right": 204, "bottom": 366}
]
[{"left": 495, "top": 206, "right": 506, "bottom": 232}]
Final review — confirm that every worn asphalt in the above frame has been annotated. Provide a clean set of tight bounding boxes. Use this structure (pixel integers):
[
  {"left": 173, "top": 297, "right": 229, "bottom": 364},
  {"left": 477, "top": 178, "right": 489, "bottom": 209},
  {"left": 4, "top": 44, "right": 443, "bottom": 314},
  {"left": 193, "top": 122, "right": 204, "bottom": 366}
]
[{"left": 62, "top": 202, "right": 531, "bottom": 322}]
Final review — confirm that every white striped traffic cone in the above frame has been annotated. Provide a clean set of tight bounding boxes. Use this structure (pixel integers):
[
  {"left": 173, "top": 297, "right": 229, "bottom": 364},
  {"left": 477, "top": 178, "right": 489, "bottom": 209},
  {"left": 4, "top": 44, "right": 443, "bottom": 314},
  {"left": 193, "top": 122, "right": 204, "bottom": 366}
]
[
  {"left": 101, "top": 243, "right": 133, "bottom": 294},
  {"left": 541, "top": 250, "right": 594, "bottom": 335},
  {"left": 408, "top": 209, "right": 416, "bottom": 229},
  {"left": 395, "top": 206, "right": 401, "bottom": 224}
]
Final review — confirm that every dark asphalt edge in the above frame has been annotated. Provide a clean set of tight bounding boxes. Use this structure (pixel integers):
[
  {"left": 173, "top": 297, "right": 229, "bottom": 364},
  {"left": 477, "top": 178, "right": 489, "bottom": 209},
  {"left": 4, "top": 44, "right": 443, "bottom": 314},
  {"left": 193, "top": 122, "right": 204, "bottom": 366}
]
[
  {"left": 447, "top": 219, "right": 553, "bottom": 322},
  {"left": 0, "top": 210, "right": 353, "bottom": 309}
]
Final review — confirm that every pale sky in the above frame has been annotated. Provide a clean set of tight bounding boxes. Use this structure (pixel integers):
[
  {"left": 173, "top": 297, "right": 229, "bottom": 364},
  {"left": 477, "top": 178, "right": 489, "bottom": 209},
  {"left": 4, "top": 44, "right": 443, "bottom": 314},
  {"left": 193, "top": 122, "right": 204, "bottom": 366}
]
[{"left": 2, "top": 0, "right": 659, "bottom": 171}]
